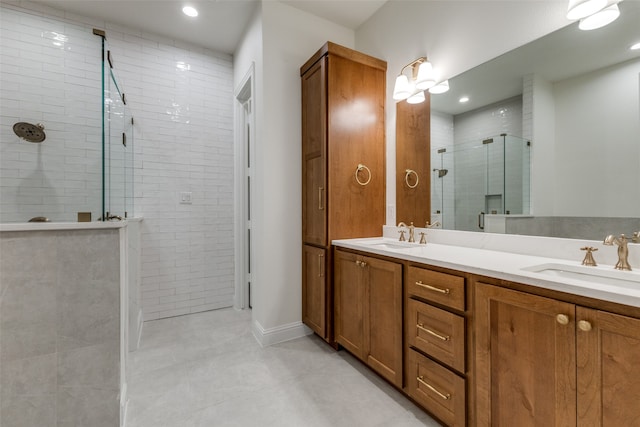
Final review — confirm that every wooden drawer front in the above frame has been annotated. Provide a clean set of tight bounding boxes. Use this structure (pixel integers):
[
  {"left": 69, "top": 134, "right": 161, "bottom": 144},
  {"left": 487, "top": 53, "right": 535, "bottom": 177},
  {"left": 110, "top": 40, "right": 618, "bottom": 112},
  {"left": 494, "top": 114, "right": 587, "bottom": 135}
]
[
  {"left": 407, "top": 350, "right": 466, "bottom": 427},
  {"left": 407, "top": 267, "right": 465, "bottom": 311},
  {"left": 407, "top": 299, "right": 465, "bottom": 373}
]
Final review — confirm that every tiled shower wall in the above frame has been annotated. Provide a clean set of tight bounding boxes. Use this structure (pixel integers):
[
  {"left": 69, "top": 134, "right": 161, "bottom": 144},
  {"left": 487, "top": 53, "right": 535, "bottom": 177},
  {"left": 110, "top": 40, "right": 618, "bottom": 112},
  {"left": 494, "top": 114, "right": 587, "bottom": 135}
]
[{"left": 0, "top": 3, "right": 235, "bottom": 320}]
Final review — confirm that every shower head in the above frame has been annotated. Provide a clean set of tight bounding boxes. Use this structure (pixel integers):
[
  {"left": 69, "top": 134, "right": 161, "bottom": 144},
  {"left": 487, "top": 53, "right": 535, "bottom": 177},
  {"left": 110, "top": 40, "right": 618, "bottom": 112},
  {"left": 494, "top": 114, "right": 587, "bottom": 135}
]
[{"left": 13, "top": 122, "right": 46, "bottom": 143}]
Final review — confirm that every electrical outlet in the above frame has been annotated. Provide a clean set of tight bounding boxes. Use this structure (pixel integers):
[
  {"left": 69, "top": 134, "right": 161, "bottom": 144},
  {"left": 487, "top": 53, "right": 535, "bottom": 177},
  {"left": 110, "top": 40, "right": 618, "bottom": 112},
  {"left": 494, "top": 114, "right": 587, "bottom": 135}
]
[{"left": 180, "top": 192, "right": 192, "bottom": 204}]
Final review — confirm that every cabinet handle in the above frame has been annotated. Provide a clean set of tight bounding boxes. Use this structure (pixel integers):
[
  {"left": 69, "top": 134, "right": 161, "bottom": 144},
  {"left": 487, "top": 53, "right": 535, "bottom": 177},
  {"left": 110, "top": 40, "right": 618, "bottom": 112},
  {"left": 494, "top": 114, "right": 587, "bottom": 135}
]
[
  {"left": 415, "top": 280, "right": 450, "bottom": 295},
  {"left": 405, "top": 169, "right": 419, "bottom": 189},
  {"left": 417, "top": 323, "right": 450, "bottom": 341},
  {"left": 556, "top": 314, "right": 570, "bottom": 325},
  {"left": 355, "top": 164, "right": 372, "bottom": 186},
  {"left": 318, "top": 253, "right": 324, "bottom": 277},
  {"left": 578, "top": 320, "right": 592, "bottom": 331},
  {"left": 417, "top": 376, "right": 450, "bottom": 400},
  {"left": 318, "top": 187, "right": 324, "bottom": 210}
]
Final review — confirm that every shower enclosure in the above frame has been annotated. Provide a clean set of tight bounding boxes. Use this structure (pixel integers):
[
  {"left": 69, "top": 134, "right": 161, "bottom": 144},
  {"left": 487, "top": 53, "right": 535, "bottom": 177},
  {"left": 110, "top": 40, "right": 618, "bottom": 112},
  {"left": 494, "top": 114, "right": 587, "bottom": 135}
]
[
  {"left": 0, "top": 8, "right": 133, "bottom": 223},
  {"left": 431, "top": 133, "right": 530, "bottom": 232}
]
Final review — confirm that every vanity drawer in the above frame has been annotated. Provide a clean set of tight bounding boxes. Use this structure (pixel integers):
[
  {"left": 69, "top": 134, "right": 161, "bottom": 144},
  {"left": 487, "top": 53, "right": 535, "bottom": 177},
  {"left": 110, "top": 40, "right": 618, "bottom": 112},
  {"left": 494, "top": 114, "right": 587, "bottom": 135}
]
[
  {"left": 407, "top": 349, "right": 466, "bottom": 427},
  {"left": 407, "top": 267, "right": 465, "bottom": 311},
  {"left": 407, "top": 298, "right": 465, "bottom": 373}
]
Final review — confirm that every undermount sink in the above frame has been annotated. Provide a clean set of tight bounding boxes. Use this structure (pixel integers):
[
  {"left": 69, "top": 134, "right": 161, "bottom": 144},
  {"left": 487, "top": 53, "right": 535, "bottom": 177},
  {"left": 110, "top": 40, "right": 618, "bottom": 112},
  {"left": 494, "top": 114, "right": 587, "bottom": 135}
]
[
  {"left": 522, "top": 263, "right": 640, "bottom": 288},
  {"left": 358, "top": 239, "right": 418, "bottom": 250}
]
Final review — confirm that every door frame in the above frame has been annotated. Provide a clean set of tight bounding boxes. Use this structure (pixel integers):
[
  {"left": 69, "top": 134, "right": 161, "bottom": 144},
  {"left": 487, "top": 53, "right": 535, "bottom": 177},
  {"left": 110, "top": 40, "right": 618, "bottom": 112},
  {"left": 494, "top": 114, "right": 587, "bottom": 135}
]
[{"left": 234, "top": 63, "right": 255, "bottom": 310}]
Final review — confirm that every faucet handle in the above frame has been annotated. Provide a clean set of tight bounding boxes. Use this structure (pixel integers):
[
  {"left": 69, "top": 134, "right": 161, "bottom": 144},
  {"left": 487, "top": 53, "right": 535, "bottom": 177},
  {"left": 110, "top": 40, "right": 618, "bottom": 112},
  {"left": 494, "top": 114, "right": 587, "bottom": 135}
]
[
  {"left": 580, "top": 246, "right": 598, "bottom": 267},
  {"left": 398, "top": 230, "right": 406, "bottom": 242},
  {"left": 633, "top": 231, "right": 640, "bottom": 243},
  {"left": 419, "top": 232, "right": 427, "bottom": 244}
]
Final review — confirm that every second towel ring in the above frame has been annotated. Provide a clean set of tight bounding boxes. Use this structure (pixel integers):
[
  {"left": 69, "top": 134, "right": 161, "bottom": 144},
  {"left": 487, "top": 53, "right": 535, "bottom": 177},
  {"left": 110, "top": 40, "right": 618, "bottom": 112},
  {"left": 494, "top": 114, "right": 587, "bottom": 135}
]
[
  {"left": 405, "top": 169, "right": 419, "bottom": 189},
  {"left": 355, "top": 164, "right": 372, "bottom": 186}
]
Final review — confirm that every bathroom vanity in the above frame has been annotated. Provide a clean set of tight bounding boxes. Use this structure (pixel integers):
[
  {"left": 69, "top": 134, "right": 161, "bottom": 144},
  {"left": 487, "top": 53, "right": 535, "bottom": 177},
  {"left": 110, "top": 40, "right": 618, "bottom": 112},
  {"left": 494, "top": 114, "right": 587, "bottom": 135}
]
[{"left": 332, "top": 230, "right": 640, "bottom": 426}]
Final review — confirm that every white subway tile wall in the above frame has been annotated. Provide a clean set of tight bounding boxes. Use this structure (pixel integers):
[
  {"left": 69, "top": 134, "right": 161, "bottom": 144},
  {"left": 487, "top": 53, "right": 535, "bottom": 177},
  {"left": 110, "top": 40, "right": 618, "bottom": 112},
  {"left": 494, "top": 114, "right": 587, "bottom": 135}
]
[{"left": 0, "top": 3, "right": 235, "bottom": 320}]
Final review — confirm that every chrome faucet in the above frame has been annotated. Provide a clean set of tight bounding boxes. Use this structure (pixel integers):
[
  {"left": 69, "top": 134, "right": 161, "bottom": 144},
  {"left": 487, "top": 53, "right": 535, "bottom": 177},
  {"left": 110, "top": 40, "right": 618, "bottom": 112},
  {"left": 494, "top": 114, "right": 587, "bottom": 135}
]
[{"left": 603, "top": 233, "right": 638, "bottom": 271}]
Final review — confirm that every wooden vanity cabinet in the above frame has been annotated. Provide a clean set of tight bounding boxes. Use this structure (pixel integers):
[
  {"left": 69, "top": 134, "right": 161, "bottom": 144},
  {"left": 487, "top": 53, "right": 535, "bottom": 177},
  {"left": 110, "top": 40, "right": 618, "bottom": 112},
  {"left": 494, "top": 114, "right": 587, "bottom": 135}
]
[
  {"left": 301, "top": 42, "right": 386, "bottom": 344},
  {"left": 405, "top": 265, "right": 468, "bottom": 426},
  {"left": 475, "top": 281, "right": 640, "bottom": 426},
  {"left": 334, "top": 249, "right": 403, "bottom": 387}
]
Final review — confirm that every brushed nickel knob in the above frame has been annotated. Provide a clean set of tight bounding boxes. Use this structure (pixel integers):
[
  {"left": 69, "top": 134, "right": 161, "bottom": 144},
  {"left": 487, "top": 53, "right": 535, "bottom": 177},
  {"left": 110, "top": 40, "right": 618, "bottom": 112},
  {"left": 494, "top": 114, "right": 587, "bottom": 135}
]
[
  {"left": 578, "top": 320, "right": 592, "bottom": 332},
  {"left": 556, "top": 314, "right": 569, "bottom": 325}
]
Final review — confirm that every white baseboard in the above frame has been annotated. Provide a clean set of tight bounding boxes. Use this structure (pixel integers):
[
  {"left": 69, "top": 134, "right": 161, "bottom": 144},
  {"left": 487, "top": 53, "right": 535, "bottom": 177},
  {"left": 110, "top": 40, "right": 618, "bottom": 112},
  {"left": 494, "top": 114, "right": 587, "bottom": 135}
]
[{"left": 252, "top": 319, "right": 312, "bottom": 347}]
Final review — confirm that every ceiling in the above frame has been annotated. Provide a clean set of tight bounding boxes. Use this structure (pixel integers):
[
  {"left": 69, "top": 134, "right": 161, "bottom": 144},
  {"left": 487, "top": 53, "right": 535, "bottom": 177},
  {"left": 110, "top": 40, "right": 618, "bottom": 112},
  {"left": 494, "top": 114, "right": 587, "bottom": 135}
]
[{"left": 24, "top": 0, "right": 387, "bottom": 54}]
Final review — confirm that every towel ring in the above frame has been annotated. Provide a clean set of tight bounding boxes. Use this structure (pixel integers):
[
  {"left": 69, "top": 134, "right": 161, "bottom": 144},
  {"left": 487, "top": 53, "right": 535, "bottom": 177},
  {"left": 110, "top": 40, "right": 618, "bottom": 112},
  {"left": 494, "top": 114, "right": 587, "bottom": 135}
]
[
  {"left": 355, "top": 164, "right": 372, "bottom": 186},
  {"left": 405, "top": 169, "right": 419, "bottom": 189}
]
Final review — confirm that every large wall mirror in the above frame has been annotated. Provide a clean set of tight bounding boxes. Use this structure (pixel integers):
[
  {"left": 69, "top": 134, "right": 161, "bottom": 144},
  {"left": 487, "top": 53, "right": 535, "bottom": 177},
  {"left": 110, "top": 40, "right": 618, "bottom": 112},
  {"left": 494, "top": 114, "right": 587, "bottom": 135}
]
[{"left": 401, "top": 1, "right": 640, "bottom": 240}]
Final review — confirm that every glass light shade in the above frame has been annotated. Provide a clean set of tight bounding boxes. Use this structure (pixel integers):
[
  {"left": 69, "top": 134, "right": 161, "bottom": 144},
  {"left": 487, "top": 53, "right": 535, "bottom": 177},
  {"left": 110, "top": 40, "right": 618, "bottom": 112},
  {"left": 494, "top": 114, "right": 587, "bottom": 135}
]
[
  {"left": 428, "top": 80, "right": 450, "bottom": 94},
  {"left": 566, "top": 0, "right": 607, "bottom": 20},
  {"left": 393, "top": 74, "right": 412, "bottom": 100},
  {"left": 415, "top": 61, "right": 436, "bottom": 90},
  {"left": 406, "top": 91, "right": 426, "bottom": 104},
  {"left": 631, "top": 42, "right": 640, "bottom": 50},
  {"left": 578, "top": 3, "right": 620, "bottom": 30}
]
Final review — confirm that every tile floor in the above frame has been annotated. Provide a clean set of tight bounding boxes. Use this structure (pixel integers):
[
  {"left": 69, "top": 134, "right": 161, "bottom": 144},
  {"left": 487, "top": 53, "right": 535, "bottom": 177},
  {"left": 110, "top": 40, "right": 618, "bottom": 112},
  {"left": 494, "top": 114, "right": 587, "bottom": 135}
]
[{"left": 126, "top": 308, "right": 441, "bottom": 427}]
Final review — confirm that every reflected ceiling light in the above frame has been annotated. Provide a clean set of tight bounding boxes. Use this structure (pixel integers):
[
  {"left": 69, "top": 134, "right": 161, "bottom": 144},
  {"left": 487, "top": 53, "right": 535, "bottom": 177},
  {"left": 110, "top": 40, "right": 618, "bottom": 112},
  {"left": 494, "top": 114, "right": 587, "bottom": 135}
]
[
  {"left": 631, "top": 42, "right": 640, "bottom": 50},
  {"left": 566, "top": 0, "right": 607, "bottom": 20},
  {"left": 182, "top": 6, "right": 198, "bottom": 17},
  {"left": 429, "top": 80, "right": 450, "bottom": 94},
  {"left": 459, "top": 96, "right": 469, "bottom": 103},
  {"left": 579, "top": 3, "right": 620, "bottom": 29},
  {"left": 407, "top": 91, "right": 426, "bottom": 104},
  {"left": 392, "top": 56, "right": 442, "bottom": 103}
]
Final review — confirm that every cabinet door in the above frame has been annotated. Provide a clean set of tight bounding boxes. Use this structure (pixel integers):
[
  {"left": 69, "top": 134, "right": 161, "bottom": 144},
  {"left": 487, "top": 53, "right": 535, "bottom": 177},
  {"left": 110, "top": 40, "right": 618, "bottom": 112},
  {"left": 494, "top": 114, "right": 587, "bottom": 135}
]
[
  {"left": 327, "top": 54, "right": 385, "bottom": 239},
  {"left": 577, "top": 307, "right": 640, "bottom": 426},
  {"left": 334, "top": 250, "right": 366, "bottom": 360},
  {"left": 301, "top": 57, "right": 327, "bottom": 246},
  {"left": 365, "top": 256, "right": 403, "bottom": 387},
  {"left": 302, "top": 245, "right": 326, "bottom": 337},
  {"left": 475, "top": 283, "right": 577, "bottom": 427}
]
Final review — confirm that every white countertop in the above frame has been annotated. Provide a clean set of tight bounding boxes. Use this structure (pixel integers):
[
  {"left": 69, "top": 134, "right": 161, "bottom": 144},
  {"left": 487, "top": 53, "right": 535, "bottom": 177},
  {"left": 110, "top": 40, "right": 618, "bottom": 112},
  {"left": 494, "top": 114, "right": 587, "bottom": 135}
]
[{"left": 332, "top": 236, "right": 640, "bottom": 309}]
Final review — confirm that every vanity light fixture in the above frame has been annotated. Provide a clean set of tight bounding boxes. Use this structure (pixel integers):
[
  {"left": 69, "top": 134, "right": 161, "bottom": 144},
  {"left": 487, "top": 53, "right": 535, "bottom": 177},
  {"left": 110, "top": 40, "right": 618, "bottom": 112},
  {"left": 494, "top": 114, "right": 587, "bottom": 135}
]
[
  {"left": 428, "top": 80, "right": 450, "bottom": 94},
  {"left": 392, "top": 57, "right": 437, "bottom": 102},
  {"left": 631, "top": 42, "right": 640, "bottom": 50},
  {"left": 566, "top": 0, "right": 608, "bottom": 20},
  {"left": 182, "top": 5, "right": 198, "bottom": 17},
  {"left": 567, "top": 0, "right": 622, "bottom": 30},
  {"left": 578, "top": 3, "right": 620, "bottom": 29}
]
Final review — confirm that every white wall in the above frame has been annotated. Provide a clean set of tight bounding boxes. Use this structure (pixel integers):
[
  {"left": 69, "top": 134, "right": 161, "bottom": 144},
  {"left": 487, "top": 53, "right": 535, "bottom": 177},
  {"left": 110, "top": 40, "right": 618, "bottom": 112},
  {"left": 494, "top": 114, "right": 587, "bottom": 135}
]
[
  {"left": 355, "top": 1, "right": 570, "bottom": 225},
  {"left": 234, "top": 1, "right": 354, "bottom": 342},
  {"left": 552, "top": 58, "right": 640, "bottom": 217}
]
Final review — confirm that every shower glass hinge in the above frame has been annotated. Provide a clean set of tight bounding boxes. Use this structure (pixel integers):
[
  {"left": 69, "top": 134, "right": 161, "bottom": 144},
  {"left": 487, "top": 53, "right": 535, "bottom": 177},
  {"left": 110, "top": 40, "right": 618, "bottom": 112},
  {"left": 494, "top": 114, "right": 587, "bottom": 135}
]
[
  {"left": 122, "top": 132, "right": 126, "bottom": 147},
  {"left": 437, "top": 148, "right": 446, "bottom": 154}
]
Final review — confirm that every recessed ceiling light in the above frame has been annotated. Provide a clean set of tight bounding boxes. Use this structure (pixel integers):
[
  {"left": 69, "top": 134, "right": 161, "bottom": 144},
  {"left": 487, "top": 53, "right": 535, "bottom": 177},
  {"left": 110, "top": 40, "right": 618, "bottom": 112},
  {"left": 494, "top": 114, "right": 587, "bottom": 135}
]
[
  {"left": 182, "top": 6, "right": 198, "bottom": 17},
  {"left": 459, "top": 96, "right": 469, "bottom": 103},
  {"left": 631, "top": 42, "right": 640, "bottom": 51}
]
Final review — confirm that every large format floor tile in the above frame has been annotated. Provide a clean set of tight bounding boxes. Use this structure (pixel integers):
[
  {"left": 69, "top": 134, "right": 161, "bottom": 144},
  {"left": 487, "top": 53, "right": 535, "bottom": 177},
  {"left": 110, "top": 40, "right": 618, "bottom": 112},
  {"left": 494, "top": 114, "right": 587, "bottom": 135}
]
[{"left": 126, "top": 308, "right": 440, "bottom": 427}]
